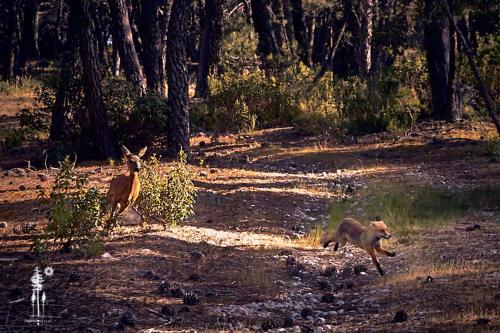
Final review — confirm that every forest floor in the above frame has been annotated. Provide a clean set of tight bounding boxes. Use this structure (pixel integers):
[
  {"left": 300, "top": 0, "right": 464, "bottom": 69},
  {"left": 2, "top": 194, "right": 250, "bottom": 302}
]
[{"left": 0, "top": 93, "right": 499, "bottom": 332}]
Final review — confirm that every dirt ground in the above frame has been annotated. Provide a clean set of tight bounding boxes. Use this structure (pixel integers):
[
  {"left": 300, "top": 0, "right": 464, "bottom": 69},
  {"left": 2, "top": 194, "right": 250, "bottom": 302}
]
[{"left": 1, "top": 118, "right": 499, "bottom": 332}]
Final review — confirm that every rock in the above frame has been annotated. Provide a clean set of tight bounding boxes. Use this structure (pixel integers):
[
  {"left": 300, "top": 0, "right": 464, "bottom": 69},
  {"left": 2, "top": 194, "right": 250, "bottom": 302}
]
[
  {"left": 239, "top": 155, "right": 250, "bottom": 164},
  {"left": 108, "top": 322, "right": 123, "bottom": 331},
  {"left": 339, "top": 267, "right": 352, "bottom": 277},
  {"left": 465, "top": 224, "right": 481, "bottom": 232},
  {"left": 144, "top": 270, "right": 161, "bottom": 280},
  {"left": 101, "top": 252, "right": 113, "bottom": 259},
  {"left": 301, "top": 308, "right": 313, "bottom": 319},
  {"left": 170, "top": 287, "right": 186, "bottom": 298},
  {"left": 317, "top": 279, "right": 331, "bottom": 290},
  {"left": 209, "top": 168, "right": 218, "bottom": 174},
  {"left": 68, "top": 273, "right": 83, "bottom": 282},
  {"left": 321, "top": 293, "right": 335, "bottom": 303},
  {"left": 392, "top": 310, "right": 408, "bottom": 323},
  {"left": 206, "top": 218, "right": 214, "bottom": 224},
  {"left": 120, "top": 311, "right": 136, "bottom": 327},
  {"left": 353, "top": 264, "right": 368, "bottom": 275},
  {"left": 301, "top": 325, "right": 314, "bottom": 333},
  {"left": 313, "top": 318, "right": 326, "bottom": 326},
  {"left": 475, "top": 318, "right": 490, "bottom": 326},
  {"left": 425, "top": 276, "right": 434, "bottom": 282},
  {"left": 158, "top": 280, "right": 172, "bottom": 294},
  {"left": 199, "top": 141, "right": 206, "bottom": 148},
  {"left": 35, "top": 184, "right": 43, "bottom": 190},
  {"left": 18, "top": 185, "right": 26, "bottom": 191},
  {"left": 189, "top": 273, "right": 202, "bottom": 281},
  {"left": 199, "top": 171, "right": 208, "bottom": 177},
  {"left": 205, "top": 291, "right": 216, "bottom": 298},
  {"left": 261, "top": 318, "right": 280, "bottom": 331},
  {"left": 160, "top": 305, "right": 175, "bottom": 317},
  {"left": 190, "top": 250, "right": 205, "bottom": 262},
  {"left": 283, "top": 313, "right": 295, "bottom": 327},
  {"left": 183, "top": 292, "right": 200, "bottom": 305},
  {"left": 0, "top": 222, "right": 7, "bottom": 228},
  {"left": 286, "top": 256, "right": 296, "bottom": 266},
  {"left": 321, "top": 266, "right": 336, "bottom": 277},
  {"left": 37, "top": 173, "right": 48, "bottom": 181}
]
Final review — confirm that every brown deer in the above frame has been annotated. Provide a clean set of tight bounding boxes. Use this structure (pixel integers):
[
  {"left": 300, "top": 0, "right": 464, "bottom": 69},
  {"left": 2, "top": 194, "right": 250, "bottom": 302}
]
[{"left": 107, "top": 145, "right": 147, "bottom": 219}]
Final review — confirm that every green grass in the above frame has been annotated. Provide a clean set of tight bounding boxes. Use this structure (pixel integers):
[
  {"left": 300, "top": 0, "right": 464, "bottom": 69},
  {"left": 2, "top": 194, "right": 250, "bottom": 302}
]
[
  {"left": 326, "top": 185, "right": 500, "bottom": 241},
  {"left": 0, "top": 77, "right": 39, "bottom": 96}
]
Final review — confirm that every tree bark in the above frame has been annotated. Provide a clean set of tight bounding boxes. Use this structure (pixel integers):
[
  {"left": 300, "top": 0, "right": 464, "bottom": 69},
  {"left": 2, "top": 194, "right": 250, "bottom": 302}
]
[
  {"left": 108, "top": 0, "right": 146, "bottom": 93},
  {"left": 3, "top": 0, "right": 22, "bottom": 80},
  {"left": 357, "top": 0, "right": 374, "bottom": 76},
  {"left": 167, "top": 0, "right": 191, "bottom": 157},
  {"left": 423, "top": 0, "right": 461, "bottom": 121},
  {"left": 250, "top": 0, "right": 281, "bottom": 65},
  {"left": 74, "top": 0, "right": 116, "bottom": 159},
  {"left": 19, "top": 0, "right": 40, "bottom": 72},
  {"left": 271, "top": 0, "right": 285, "bottom": 50},
  {"left": 281, "top": 0, "right": 295, "bottom": 44},
  {"left": 140, "top": 0, "right": 163, "bottom": 94},
  {"left": 195, "top": 0, "right": 223, "bottom": 98},
  {"left": 290, "top": 0, "right": 309, "bottom": 65}
]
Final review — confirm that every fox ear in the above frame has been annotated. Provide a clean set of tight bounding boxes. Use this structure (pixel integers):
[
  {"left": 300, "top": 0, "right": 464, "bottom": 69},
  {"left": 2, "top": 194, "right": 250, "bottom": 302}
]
[
  {"left": 121, "top": 145, "right": 131, "bottom": 156},
  {"left": 137, "top": 146, "right": 147, "bottom": 157}
]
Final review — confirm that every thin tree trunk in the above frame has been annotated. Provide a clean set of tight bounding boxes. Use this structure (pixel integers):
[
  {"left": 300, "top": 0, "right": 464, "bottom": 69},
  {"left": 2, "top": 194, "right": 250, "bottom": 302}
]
[
  {"left": 271, "top": 0, "right": 285, "bottom": 50},
  {"left": 19, "top": 0, "right": 40, "bottom": 72},
  {"left": 140, "top": 0, "right": 162, "bottom": 94},
  {"left": 195, "top": 0, "right": 223, "bottom": 98},
  {"left": 282, "top": 0, "right": 295, "bottom": 43},
  {"left": 3, "top": 0, "right": 22, "bottom": 80},
  {"left": 50, "top": 4, "right": 78, "bottom": 142},
  {"left": 357, "top": 0, "right": 374, "bottom": 76},
  {"left": 74, "top": 0, "right": 116, "bottom": 159},
  {"left": 158, "top": 0, "right": 172, "bottom": 97},
  {"left": 290, "top": 0, "right": 309, "bottom": 65},
  {"left": 250, "top": 0, "right": 281, "bottom": 65},
  {"left": 167, "top": 0, "right": 191, "bottom": 157},
  {"left": 108, "top": 0, "right": 146, "bottom": 92}
]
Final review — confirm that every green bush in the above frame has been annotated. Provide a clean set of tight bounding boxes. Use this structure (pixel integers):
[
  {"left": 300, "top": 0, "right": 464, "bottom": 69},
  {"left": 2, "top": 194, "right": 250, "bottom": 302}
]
[
  {"left": 0, "top": 127, "right": 25, "bottom": 151},
  {"left": 39, "top": 156, "right": 107, "bottom": 254},
  {"left": 137, "top": 151, "right": 196, "bottom": 228}
]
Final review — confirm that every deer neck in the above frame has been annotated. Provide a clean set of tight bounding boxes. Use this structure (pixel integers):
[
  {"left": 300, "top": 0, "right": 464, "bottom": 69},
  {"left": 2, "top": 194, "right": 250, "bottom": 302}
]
[{"left": 128, "top": 170, "right": 139, "bottom": 187}]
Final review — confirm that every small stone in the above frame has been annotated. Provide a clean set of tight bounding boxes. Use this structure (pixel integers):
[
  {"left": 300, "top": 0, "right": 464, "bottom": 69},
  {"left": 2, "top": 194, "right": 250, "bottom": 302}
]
[
  {"left": 37, "top": 173, "right": 48, "bottom": 181},
  {"left": 261, "top": 318, "right": 280, "bottom": 331},
  {"left": 321, "top": 293, "right": 335, "bottom": 303},
  {"left": 108, "top": 322, "right": 123, "bottom": 331},
  {"left": 209, "top": 168, "right": 217, "bottom": 174},
  {"left": 35, "top": 184, "right": 43, "bottom": 190},
  {"left": 475, "top": 318, "right": 490, "bottom": 326},
  {"left": 426, "top": 276, "right": 434, "bottom": 282},
  {"left": 190, "top": 250, "right": 205, "bottom": 262},
  {"left": 189, "top": 273, "right": 202, "bottom": 281},
  {"left": 206, "top": 218, "right": 214, "bottom": 224},
  {"left": 318, "top": 279, "right": 330, "bottom": 290},
  {"left": 18, "top": 185, "right": 26, "bottom": 191},
  {"left": 301, "top": 308, "right": 313, "bottom": 319},
  {"left": 144, "top": 270, "right": 161, "bottom": 280},
  {"left": 239, "top": 155, "right": 250, "bottom": 164},
  {"left": 183, "top": 291, "right": 200, "bottom": 305},
  {"left": 392, "top": 310, "right": 408, "bottom": 323},
  {"left": 199, "top": 141, "right": 206, "bottom": 147},
  {"left": 120, "top": 311, "right": 136, "bottom": 327},
  {"left": 101, "top": 252, "right": 113, "bottom": 259},
  {"left": 68, "top": 273, "right": 83, "bottom": 282},
  {"left": 283, "top": 313, "right": 295, "bottom": 327},
  {"left": 301, "top": 325, "right": 314, "bottom": 333},
  {"left": 0, "top": 222, "right": 7, "bottom": 228},
  {"left": 199, "top": 171, "right": 208, "bottom": 177},
  {"left": 159, "top": 280, "right": 172, "bottom": 294},
  {"left": 322, "top": 266, "right": 336, "bottom": 277},
  {"left": 286, "top": 256, "right": 296, "bottom": 266},
  {"left": 160, "top": 304, "right": 175, "bottom": 317},
  {"left": 170, "top": 287, "right": 186, "bottom": 298},
  {"left": 205, "top": 291, "right": 216, "bottom": 297},
  {"left": 314, "top": 317, "right": 326, "bottom": 326},
  {"left": 465, "top": 224, "right": 481, "bottom": 232},
  {"left": 353, "top": 264, "right": 368, "bottom": 275}
]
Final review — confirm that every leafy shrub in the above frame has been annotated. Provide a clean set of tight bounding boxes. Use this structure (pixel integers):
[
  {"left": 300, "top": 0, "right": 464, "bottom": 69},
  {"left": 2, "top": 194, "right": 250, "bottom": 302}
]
[
  {"left": 0, "top": 127, "right": 25, "bottom": 151},
  {"left": 137, "top": 151, "right": 196, "bottom": 228},
  {"left": 39, "top": 156, "right": 107, "bottom": 254}
]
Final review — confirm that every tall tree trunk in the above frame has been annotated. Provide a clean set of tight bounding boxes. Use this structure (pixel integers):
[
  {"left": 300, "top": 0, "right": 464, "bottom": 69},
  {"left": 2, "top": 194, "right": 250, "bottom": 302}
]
[
  {"left": 3, "top": 0, "right": 22, "bottom": 80},
  {"left": 290, "top": 0, "right": 309, "bottom": 65},
  {"left": 311, "top": 9, "right": 333, "bottom": 65},
  {"left": 108, "top": 0, "right": 146, "bottom": 92},
  {"left": 140, "top": 0, "right": 162, "bottom": 94},
  {"left": 271, "top": 0, "right": 285, "bottom": 50},
  {"left": 90, "top": 1, "right": 109, "bottom": 68},
  {"left": 167, "top": 0, "right": 191, "bottom": 157},
  {"left": 50, "top": 4, "right": 78, "bottom": 142},
  {"left": 158, "top": 0, "right": 172, "bottom": 97},
  {"left": 74, "top": 0, "right": 116, "bottom": 159},
  {"left": 357, "top": 0, "right": 374, "bottom": 76},
  {"left": 250, "top": 0, "right": 281, "bottom": 65},
  {"left": 423, "top": 0, "right": 461, "bottom": 121},
  {"left": 195, "top": 0, "right": 223, "bottom": 98},
  {"left": 281, "top": 0, "right": 295, "bottom": 44},
  {"left": 19, "top": 0, "right": 40, "bottom": 72}
]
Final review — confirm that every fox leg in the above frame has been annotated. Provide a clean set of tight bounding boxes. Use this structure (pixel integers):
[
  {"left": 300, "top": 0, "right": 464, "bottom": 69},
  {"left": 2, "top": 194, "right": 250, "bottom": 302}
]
[
  {"left": 375, "top": 244, "right": 396, "bottom": 257},
  {"left": 368, "top": 250, "right": 385, "bottom": 276}
]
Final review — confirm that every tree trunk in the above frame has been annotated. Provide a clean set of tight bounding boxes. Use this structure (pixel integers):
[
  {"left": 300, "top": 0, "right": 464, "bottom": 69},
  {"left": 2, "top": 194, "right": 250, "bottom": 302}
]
[
  {"left": 3, "top": 0, "right": 22, "bottom": 80},
  {"left": 140, "top": 0, "right": 162, "bottom": 94},
  {"left": 167, "top": 0, "right": 191, "bottom": 157},
  {"left": 357, "top": 0, "right": 374, "bottom": 76},
  {"left": 74, "top": 0, "right": 116, "bottom": 159},
  {"left": 195, "top": 0, "right": 223, "bottom": 98},
  {"left": 158, "top": 0, "right": 172, "bottom": 97},
  {"left": 19, "top": 0, "right": 40, "bottom": 72},
  {"left": 108, "top": 0, "right": 146, "bottom": 92},
  {"left": 311, "top": 9, "right": 333, "bottom": 65},
  {"left": 423, "top": 0, "right": 461, "bottom": 121},
  {"left": 290, "top": 0, "right": 309, "bottom": 65},
  {"left": 250, "top": 0, "right": 281, "bottom": 65},
  {"left": 281, "top": 0, "right": 295, "bottom": 44},
  {"left": 50, "top": 4, "right": 79, "bottom": 142},
  {"left": 271, "top": 0, "right": 285, "bottom": 50}
]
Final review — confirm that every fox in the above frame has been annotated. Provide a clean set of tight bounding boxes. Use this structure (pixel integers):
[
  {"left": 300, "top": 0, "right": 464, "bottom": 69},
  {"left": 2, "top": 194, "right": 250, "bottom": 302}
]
[{"left": 322, "top": 217, "right": 396, "bottom": 276}]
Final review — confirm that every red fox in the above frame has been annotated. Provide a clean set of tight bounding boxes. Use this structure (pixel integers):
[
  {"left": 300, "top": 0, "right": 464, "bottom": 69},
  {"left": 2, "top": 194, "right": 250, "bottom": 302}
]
[{"left": 322, "top": 218, "right": 396, "bottom": 276}]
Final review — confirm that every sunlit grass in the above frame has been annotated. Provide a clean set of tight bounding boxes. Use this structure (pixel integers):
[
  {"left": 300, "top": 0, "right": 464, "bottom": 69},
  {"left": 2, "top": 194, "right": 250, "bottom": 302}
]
[{"left": 0, "top": 77, "right": 40, "bottom": 96}]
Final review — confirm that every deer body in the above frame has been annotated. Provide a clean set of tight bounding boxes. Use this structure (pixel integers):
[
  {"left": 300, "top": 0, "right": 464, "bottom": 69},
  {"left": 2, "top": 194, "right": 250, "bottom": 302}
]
[{"left": 107, "top": 145, "right": 147, "bottom": 219}]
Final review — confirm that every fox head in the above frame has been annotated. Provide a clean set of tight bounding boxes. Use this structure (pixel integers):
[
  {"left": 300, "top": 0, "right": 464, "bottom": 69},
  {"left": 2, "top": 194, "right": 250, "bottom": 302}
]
[{"left": 368, "top": 220, "right": 392, "bottom": 240}]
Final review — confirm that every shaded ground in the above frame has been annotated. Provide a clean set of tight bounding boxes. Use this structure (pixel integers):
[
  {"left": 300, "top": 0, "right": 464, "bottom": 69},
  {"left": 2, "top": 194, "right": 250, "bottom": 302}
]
[{"left": 0, "top": 121, "right": 499, "bottom": 332}]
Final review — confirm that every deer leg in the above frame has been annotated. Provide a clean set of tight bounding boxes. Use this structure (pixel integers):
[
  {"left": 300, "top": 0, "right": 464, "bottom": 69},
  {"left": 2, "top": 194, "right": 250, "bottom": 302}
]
[
  {"left": 116, "top": 202, "right": 129, "bottom": 216},
  {"left": 368, "top": 250, "right": 385, "bottom": 276}
]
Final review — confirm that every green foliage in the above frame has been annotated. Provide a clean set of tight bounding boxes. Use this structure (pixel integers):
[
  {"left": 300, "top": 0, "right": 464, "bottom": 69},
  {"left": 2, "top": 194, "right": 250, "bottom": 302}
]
[
  {"left": 482, "top": 138, "right": 499, "bottom": 162},
  {"left": 0, "top": 77, "right": 40, "bottom": 95},
  {"left": 137, "top": 151, "right": 196, "bottom": 228},
  {"left": 0, "top": 127, "right": 25, "bottom": 151},
  {"left": 40, "top": 156, "right": 107, "bottom": 254}
]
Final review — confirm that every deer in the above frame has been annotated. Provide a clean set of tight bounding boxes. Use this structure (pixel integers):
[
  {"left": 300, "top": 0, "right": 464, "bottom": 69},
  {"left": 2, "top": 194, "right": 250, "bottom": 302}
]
[{"left": 107, "top": 145, "right": 147, "bottom": 221}]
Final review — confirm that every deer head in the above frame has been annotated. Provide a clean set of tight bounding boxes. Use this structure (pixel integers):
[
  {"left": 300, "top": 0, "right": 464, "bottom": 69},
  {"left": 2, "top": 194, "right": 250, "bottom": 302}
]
[{"left": 121, "top": 145, "right": 147, "bottom": 174}]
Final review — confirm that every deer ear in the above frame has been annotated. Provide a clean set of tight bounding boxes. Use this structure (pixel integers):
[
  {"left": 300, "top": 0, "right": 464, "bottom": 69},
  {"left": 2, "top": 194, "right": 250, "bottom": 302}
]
[
  {"left": 137, "top": 146, "right": 147, "bottom": 157},
  {"left": 121, "top": 145, "right": 131, "bottom": 156}
]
